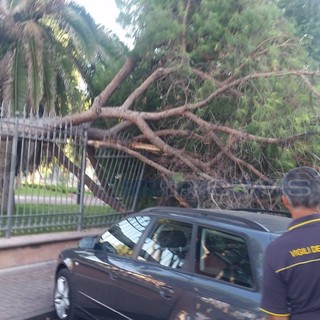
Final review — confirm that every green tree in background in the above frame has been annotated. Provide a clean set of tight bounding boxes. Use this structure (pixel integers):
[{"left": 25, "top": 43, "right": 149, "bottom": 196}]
[{"left": 277, "top": 0, "right": 320, "bottom": 62}]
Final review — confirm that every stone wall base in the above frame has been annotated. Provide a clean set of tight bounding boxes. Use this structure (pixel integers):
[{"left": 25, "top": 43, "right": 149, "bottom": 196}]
[{"left": 0, "top": 229, "right": 104, "bottom": 269}]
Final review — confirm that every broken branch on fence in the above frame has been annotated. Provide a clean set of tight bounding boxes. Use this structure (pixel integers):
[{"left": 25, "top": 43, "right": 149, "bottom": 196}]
[
  {"left": 52, "top": 144, "right": 126, "bottom": 212},
  {"left": 87, "top": 139, "right": 173, "bottom": 176},
  {"left": 132, "top": 116, "right": 214, "bottom": 179}
]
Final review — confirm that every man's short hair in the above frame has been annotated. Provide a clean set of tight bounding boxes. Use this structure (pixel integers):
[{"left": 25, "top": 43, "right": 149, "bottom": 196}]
[{"left": 282, "top": 166, "right": 320, "bottom": 208}]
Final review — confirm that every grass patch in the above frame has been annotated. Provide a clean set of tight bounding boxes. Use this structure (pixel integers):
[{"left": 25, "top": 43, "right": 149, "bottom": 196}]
[
  {"left": 15, "top": 203, "right": 112, "bottom": 215},
  {"left": 18, "top": 183, "right": 76, "bottom": 196},
  {"left": 0, "top": 203, "right": 120, "bottom": 237},
  {"left": 16, "top": 183, "right": 92, "bottom": 197}
]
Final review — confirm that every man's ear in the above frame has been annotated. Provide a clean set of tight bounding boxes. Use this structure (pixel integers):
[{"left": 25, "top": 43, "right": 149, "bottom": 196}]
[{"left": 282, "top": 195, "right": 290, "bottom": 208}]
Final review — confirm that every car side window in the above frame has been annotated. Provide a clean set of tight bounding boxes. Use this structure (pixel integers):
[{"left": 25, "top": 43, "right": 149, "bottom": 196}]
[
  {"left": 97, "top": 215, "right": 151, "bottom": 257},
  {"left": 138, "top": 218, "right": 192, "bottom": 269},
  {"left": 196, "top": 227, "right": 253, "bottom": 288}
]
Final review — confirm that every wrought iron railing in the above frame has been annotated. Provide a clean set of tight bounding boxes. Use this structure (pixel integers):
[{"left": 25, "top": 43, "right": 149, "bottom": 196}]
[{"left": 0, "top": 114, "right": 144, "bottom": 238}]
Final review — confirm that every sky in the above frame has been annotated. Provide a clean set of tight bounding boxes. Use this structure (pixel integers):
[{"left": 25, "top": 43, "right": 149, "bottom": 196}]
[{"left": 74, "top": 0, "right": 128, "bottom": 43}]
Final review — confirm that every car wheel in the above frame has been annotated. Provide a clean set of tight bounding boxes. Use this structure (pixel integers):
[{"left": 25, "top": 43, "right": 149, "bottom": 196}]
[{"left": 54, "top": 269, "right": 76, "bottom": 320}]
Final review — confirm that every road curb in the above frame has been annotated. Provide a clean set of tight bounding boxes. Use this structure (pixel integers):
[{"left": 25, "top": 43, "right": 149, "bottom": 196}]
[{"left": 0, "top": 260, "right": 56, "bottom": 275}]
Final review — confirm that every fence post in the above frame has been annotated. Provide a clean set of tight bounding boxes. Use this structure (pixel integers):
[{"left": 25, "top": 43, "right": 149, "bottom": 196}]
[
  {"left": 131, "top": 161, "right": 146, "bottom": 211},
  {"left": 6, "top": 113, "right": 19, "bottom": 238},
  {"left": 78, "top": 128, "right": 87, "bottom": 231}
]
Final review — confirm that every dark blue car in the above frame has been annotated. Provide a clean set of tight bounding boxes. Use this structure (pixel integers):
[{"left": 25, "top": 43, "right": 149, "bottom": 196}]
[{"left": 53, "top": 207, "right": 290, "bottom": 320}]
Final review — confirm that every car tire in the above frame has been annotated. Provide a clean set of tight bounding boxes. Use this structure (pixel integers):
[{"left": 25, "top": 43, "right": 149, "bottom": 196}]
[{"left": 54, "top": 268, "right": 77, "bottom": 320}]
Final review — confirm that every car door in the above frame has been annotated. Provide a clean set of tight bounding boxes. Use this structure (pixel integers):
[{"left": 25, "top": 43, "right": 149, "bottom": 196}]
[
  {"left": 114, "top": 217, "right": 194, "bottom": 320},
  {"left": 73, "top": 215, "right": 151, "bottom": 320},
  {"left": 179, "top": 225, "right": 267, "bottom": 320}
]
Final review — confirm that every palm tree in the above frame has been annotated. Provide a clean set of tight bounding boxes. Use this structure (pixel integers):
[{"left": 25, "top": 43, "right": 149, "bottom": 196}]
[
  {"left": 0, "top": 0, "right": 126, "bottom": 214},
  {"left": 0, "top": 0, "right": 125, "bottom": 115}
]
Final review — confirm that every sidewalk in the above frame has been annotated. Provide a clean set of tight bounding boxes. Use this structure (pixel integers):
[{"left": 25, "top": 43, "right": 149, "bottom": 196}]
[{"left": 0, "top": 261, "right": 56, "bottom": 320}]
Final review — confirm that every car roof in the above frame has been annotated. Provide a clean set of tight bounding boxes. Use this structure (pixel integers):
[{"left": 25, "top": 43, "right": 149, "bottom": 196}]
[{"left": 139, "top": 207, "right": 291, "bottom": 233}]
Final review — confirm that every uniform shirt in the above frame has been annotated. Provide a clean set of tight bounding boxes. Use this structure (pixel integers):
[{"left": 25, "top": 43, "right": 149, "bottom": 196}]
[{"left": 260, "top": 213, "right": 320, "bottom": 319}]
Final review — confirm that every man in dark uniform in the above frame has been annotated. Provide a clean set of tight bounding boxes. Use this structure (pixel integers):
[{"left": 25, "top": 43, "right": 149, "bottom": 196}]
[{"left": 260, "top": 166, "right": 320, "bottom": 320}]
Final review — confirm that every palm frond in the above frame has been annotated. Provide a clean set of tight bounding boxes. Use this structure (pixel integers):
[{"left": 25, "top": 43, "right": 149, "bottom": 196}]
[
  {"left": 12, "top": 46, "right": 28, "bottom": 113},
  {"left": 0, "top": 0, "right": 125, "bottom": 117},
  {"left": 42, "top": 51, "right": 57, "bottom": 114},
  {"left": 25, "top": 37, "right": 42, "bottom": 113},
  {"left": 61, "top": 6, "right": 98, "bottom": 59},
  {"left": 22, "top": 21, "right": 44, "bottom": 114}
]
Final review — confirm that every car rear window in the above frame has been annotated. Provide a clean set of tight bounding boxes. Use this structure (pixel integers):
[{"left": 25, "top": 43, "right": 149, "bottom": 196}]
[{"left": 196, "top": 227, "right": 253, "bottom": 288}]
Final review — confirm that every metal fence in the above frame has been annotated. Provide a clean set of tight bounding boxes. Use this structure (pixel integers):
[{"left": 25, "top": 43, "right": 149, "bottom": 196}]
[{"left": 0, "top": 115, "right": 145, "bottom": 238}]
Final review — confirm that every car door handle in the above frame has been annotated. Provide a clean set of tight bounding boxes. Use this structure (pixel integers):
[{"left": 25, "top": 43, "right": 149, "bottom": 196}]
[
  {"left": 159, "top": 286, "right": 174, "bottom": 300},
  {"left": 109, "top": 271, "right": 120, "bottom": 280}
]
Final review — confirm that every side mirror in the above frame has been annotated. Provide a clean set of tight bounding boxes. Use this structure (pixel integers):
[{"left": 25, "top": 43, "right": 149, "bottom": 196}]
[{"left": 79, "top": 236, "right": 96, "bottom": 249}]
